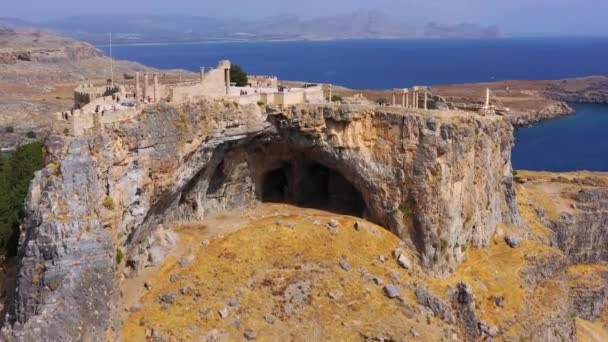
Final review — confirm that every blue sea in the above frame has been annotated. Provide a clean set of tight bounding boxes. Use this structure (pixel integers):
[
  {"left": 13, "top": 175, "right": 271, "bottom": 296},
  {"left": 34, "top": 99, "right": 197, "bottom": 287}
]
[{"left": 101, "top": 38, "right": 608, "bottom": 171}]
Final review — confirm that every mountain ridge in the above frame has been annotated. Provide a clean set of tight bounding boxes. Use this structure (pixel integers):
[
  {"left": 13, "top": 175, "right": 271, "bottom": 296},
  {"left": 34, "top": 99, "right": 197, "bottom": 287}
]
[{"left": 0, "top": 10, "right": 507, "bottom": 45}]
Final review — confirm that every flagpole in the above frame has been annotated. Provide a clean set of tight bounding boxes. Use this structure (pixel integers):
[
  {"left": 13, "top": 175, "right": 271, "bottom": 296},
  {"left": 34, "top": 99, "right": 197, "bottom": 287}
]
[{"left": 110, "top": 32, "right": 114, "bottom": 87}]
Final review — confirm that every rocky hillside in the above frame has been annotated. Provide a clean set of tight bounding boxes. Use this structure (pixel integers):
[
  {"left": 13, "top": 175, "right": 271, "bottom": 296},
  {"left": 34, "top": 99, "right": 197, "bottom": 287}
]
[
  {"left": 0, "top": 101, "right": 519, "bottom": 340},
  {"left": 0, "top": 29, "right": 191, "bottom": 149}
]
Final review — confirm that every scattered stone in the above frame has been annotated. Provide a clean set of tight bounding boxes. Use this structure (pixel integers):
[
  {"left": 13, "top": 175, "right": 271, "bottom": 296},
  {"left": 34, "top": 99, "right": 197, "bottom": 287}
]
[
  {"left": 180, "top": 287, "right": 192, "bottom": 295},
  {"left": 231, "top": 318, "right": 241, "bottom": 329},
  {"left": 505, "top": 236, "right": 522, "bottom": 248},
  {"left": 129, "top": 304, "right": 143, "bottom": 313},
  {"left": 410, "top": 328, "right": 420, "bottom": 338},
  {"left": 198, "top": 308, "right": 208, "bottom": 316},
  {"left": 494, "top": 295, "right": 505, "bottom": 308},
  {"left": 200, "top": 329, "right": 230, "bottom": 342},
  {"left": 378, "top": 255, "right": 386, "bottom": 263},
  {"left": 354, "top": 221, "right": 363, "bottom": 231},
  {"left": 286, "top": 222, "right": 296, "bottom": 229},
  {"left": 160, "top": 303, "right": 169, "bottom": 311},
  {"left": 479, "top": 322, "right": 498, "bottom": 337},
  {"left": 139, "top": 317, "right": 149, "bottom": 326},
  {"left": 397, "top": 253, "right": 412, "bottom": 269},
  {"left": 218, "top": 308, "right": 229, "bottom": 319},
  {"left": 144, "top": 281, "right": 152, "bottom": 290},
  {"left": 326, "top": 219, "right": 339, "bottom": 235},
  {"left": 169, "top": 274, "right": 179, "bottom": 283},
  {"left": 244, "top": 330, "right": 257, "bottom": 340},
  {"left": 415, "top": 287, "right": 455, "bottom": 323},
  {"left": 339, "top": 260, "right": 350, "bottom": 271},
  {"left": 158, "top": 292, "right": 176, "bottom": 304},
  {"left": 383, "top": 284, "right": 400, "bottom": 299},
  {"left": 373, "top": 277, "right": 384, "bottom": 286},
  {"left": 201, "top": 239, "right": 210, "bottom": 247},
  {"left": 393, "top": 248, "right": 403, "bottom": 259},
  {"left": 264, "top": 314, "right": 276, "bottom": 324},
  {"left": 328, "top": 290, "right": 344, "bottom": 300},
  {"left": 313, "top": 220, "right": 321, "bottom": 226},
  {"left": 228, "top": 297, "right": 240, "bottom": 307},
  {"left": 148, "top": 246, "right": 167, "bottom": 266},
  {"left": 275, "top": 220, "right": 283, "bottom": 226},
  {"left": 178, "top": 254, "right": 194, "bottom": 267}
]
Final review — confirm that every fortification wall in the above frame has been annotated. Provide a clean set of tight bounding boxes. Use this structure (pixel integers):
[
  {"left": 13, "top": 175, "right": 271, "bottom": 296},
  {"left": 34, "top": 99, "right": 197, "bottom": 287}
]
[
  {"left": 233, "top": 85, "right": 325, "bottom": 106},
  {"left": 170, "top": 67, "right": 228, "bottom": 102}
]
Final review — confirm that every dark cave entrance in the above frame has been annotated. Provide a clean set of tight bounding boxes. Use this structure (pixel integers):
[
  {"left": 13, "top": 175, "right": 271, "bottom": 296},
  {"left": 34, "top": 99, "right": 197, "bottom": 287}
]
[
  {"left": 262, "top": 167, "right": 289, "bottom": 203},
  {"left": 261, "top": 161, "right": 366, "bottom": 218}
]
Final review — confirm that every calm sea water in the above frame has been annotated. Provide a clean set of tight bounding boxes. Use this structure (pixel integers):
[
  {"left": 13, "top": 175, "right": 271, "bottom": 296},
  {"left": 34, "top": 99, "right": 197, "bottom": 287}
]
[{"left": 101, "top": 38, "right": 608, "bottom": 171}]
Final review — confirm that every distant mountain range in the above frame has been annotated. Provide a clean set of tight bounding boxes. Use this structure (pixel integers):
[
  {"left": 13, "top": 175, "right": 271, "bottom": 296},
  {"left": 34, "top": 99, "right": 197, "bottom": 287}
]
[{"left": 0, "top": 10, "right": 507, "bottom": 45}]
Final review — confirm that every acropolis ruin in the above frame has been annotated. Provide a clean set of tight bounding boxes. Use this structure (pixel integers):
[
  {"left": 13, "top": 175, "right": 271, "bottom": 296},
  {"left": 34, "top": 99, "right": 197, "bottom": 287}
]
[{"left": 58, "top": 60, "right": 443, "bottom": 136}]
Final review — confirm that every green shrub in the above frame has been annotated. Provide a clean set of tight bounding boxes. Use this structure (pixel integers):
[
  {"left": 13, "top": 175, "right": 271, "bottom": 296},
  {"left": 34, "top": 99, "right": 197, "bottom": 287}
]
[
  {"left": 63, "top": 128, "right": 70, "bottom": 135},
  {"left": 26, "top": 131, "right": 37, "bottom": 139},
  {"left": 116, "top": 248, "right": 124, "bottom": 264},
  {"left": 102, "top": 196, "right": 115, "bottom": 210},
  {"left": 331, "top": 95, "right": 343, "bottom": 102},
  {"left": 0, "top": 141, "right": 45, "bottom": 256}
]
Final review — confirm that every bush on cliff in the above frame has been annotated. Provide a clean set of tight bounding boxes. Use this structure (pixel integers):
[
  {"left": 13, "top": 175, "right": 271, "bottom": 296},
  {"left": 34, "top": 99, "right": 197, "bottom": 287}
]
[
  {"left": 230, "top": 64, "right": 248, "bottom": 87},
  {"left": 0, "top": 141, "right": 45, "bottom": 256}
]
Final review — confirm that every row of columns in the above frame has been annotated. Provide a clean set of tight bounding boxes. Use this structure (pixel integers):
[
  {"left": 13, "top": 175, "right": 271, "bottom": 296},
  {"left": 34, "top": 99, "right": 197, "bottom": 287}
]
[
  {"left": 392, "top": 87, "right": 429, "bottom": 110},
  {"left": 135, "top": 72, "right": 159, "bottom": 103}
]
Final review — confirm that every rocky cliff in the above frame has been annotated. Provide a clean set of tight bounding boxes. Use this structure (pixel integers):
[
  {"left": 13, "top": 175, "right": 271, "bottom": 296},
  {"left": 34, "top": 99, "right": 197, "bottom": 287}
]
[{"left": 1, "top": 101, "right": 519, "bottom": 340}]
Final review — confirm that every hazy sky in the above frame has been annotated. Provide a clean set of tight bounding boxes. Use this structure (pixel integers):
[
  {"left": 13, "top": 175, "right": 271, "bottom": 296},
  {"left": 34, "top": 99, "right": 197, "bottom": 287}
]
[{"left": 2, "top": 0, "right": 607, "bottom": 35}]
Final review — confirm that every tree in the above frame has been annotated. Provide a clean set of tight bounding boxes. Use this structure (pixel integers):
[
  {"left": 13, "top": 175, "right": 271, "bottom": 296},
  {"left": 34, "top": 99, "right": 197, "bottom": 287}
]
[
  {"left": 230, "top": 64, "right": 248, "bottom": 87},
  {"left": 0, "top": 141, "right": 45, "bottom": 256}
]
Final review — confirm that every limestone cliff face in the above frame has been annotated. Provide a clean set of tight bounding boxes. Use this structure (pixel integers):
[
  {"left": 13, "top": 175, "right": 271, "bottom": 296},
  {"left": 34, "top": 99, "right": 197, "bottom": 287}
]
[{"left": 2, "top": 101, "right": 519, "bottom": 340}]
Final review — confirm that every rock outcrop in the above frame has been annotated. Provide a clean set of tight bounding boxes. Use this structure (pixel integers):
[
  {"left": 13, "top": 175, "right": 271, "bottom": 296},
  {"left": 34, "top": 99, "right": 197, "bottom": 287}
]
[{"left": 2, "top": 101, "right": 519, "bottom": 340}]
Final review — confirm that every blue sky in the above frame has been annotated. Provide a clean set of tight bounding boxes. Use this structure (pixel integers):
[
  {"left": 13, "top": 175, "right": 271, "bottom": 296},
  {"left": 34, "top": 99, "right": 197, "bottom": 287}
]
[{"left": 2, "top": 0, "right": 607, "bottom": 36}]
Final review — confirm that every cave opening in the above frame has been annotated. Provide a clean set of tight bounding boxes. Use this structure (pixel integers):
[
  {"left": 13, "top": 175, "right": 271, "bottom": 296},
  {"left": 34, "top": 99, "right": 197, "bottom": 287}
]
[
  {"left": 262, "top": 167, "right": 289, "bottom": 203},
  {"left": 261, "top": 160, "right": 366, "bottom": 218}
]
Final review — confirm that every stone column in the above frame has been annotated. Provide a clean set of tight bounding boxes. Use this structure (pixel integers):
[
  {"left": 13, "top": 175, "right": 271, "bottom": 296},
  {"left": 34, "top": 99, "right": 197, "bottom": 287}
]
[
  {"left": 424, "top": 89, "right": 428, "bottom": 110},
  {"left": 402, "top": 91, "right": 406, "bottom": 108},
  {"left": 135, "top": 72, "right": 140, "bottom": 101},
  {"left": 328, "top": 84, "right": 332, "bottom": 103},
  {"left": 153, "top": 73, "right": 159, "bottom": 103},
  {"left": 143, "top": 73, "right": 149, "bottom": 101},
  {"left": 392, "top": 92, "right": 396, "bottom": 107},
  {"left": 200, "top": 67, "right": 205, "bottom": 83},
  {"left": 225, "top": 68, "right": 231, "bottom": 95}
]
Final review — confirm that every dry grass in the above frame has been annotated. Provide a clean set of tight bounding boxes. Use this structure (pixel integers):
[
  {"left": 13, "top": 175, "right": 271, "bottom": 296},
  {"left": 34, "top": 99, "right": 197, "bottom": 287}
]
[
  {"left": 427, "top": 232, "right": 564, "bottom": 339},
  {"left": 121, "top": 209, "right": 447, "bottom": 341}
]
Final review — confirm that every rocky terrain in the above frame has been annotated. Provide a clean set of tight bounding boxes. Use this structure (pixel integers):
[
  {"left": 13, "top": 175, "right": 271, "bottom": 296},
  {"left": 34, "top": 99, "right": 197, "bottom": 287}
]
[{"left": 0, "top": 99, "right": 523, "bottom": 340}]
